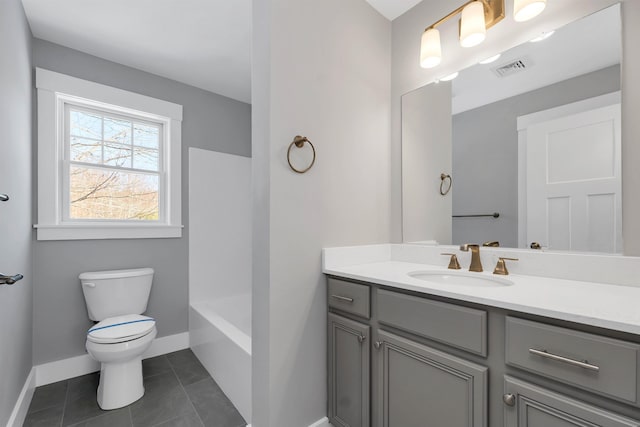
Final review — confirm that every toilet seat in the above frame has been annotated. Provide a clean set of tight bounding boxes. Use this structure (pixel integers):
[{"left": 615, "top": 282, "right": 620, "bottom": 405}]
[{"left": 87, "top": 314, "right": 156, "bottom": 344}]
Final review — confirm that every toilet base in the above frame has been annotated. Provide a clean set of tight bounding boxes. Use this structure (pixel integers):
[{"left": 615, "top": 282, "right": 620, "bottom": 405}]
[{"left": 97, "top": 356, "right": 145, "bottom": 410}]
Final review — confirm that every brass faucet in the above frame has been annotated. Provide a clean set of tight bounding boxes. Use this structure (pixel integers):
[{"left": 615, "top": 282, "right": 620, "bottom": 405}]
[{"left": 459, "top": 244, "right": 483, "bottom": 272}]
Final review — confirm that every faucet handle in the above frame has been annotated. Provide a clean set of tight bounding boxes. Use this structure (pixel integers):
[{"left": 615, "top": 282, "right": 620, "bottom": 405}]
[
  {"left": 441, "top": 253, "right": 461, "bottom": 270},
  {"left": 494, "top": 257, "right": 518, "bottom": 275},
  {"left": 482, "top": 241, "right": 500, "bottom": 247}
]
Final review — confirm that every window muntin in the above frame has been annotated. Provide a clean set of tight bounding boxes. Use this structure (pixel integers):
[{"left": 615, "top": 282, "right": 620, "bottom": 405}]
[{"left": 62, "top": 103, "right": 165, "bottom": 222}]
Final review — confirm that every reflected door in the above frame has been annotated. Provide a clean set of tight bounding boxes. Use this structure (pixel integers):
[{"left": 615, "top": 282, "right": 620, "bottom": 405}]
[{"left": 523, "top": 100, "right": 621, "bottom": 252}]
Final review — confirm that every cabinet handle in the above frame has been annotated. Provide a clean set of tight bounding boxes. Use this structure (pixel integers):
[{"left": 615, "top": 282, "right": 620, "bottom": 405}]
[
  {"left": 374, "top": 341, "right": 383, "bottom": 349},
  {"left": 503, "top": 393, "right": 516, "bottom": 407},
  {"left": 330, "top": 294, "right": 354, "bottom": 303},
  {"left": 529, "top": 348, "right": 600, "bottom": 372},
  {"left": 357, "top": 335, "right": 366, "bottom": 343}
]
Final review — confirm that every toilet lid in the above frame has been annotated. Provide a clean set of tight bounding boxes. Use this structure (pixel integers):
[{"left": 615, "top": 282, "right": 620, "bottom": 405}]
[{"left": 87, "top": 314, "right": 156, "bottom": 344}]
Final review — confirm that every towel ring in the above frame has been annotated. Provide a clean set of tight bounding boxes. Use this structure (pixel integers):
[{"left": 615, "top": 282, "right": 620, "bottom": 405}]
[
  {"left": 287, "top": 135, "right": 316, "bottom": 174},
  {"left": 440, "top": 173, "right": 452, "bottom": 196}
]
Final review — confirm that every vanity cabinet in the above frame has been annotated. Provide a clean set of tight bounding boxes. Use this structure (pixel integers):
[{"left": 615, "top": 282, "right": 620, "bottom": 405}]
[
  {"left": 328, "top": 313, "right": 370, "bottom": 427},
  {"left": 327, "top": 277, "right": 487, "bottom": 427},
  {"left": 327, "top": 275, "right": 640, "bottom": 427},
  {"left": 374, "top": 330, "right": 487, "bottom": 427},
  {"left": 503, "top": 376, "right": 640, "bottom": 427}
]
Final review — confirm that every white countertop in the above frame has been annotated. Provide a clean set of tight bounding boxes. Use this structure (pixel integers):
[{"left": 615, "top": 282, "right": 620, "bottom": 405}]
[{"left": 322, "top": 244, "right": 640, "bottom": 336}]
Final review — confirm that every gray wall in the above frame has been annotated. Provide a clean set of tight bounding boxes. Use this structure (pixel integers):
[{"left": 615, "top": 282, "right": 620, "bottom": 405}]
[
  {"left": 452, "top": 65, "right": 620, "bottom": 247},
  {"left": 252, "top": 0, "right": 391, "bottom": 425},
  {"left": 0, "top": 0, "right": 33, "bottom": 422},
  {"left": 32, "top": 40, "right": 251, "bottom": 365}
]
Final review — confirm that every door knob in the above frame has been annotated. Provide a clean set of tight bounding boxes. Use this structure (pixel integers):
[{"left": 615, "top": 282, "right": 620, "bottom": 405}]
[
  {"left": 503, "top": 393, "right": 516, "bottom": 406},
  {"left": 0, "top": 194, "right": 8, "bottom": 202}
]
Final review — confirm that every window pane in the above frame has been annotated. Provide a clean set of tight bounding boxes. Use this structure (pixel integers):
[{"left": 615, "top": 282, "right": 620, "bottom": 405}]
[
  {"left": 133, "top": 147, "right": 159, "bottom": 171},
  {"left": 133, "top": 123, "right": 160, "bottom": 149},
  {"left": 70, "top": 110, "right": 102, "bottom": 139},
  {"left": 70, "top": 137, "right": 102, "bottom": 164},
  {"left": 104, "top": 117, "right": 132, "bottom": 144},
  {"left": 69, "top": 166, "right": 159, "bottom": 220},
  {"left": 103, "top": 143, "right": 132, "bottom": 168}
]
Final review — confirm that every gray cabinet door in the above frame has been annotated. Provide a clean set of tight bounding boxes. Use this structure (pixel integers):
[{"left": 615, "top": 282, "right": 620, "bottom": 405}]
[
  {"left": 374, "top": 330, "right": 487, "bottom": 427},
  {"left": 328, "top": 313, "right": 370, "bottom": 427},
  {"left": 503, "top": 376, "right": 640, "bottom": 427}
]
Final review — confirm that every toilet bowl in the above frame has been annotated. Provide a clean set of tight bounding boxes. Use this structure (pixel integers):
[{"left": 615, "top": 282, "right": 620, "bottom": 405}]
[
  {"left": 85, "top": 314, "right": 157, "bottom": 409},
  {"left": 80, "top": 268, "right": 156, "bottom": 410}
]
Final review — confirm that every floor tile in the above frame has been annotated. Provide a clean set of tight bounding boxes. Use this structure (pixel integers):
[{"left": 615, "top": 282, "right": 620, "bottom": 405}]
[
  {"left": 130, "top": 372, "right": 193, "bottom": 427},
  {"left": 152, "top": 410, "right": 204, "bottom": 427},
  {"left": 62, "top": 373, "right": 107, "bottom": 426},
  {"left": 66, "top": 408, "right": 132, "bottom": 427},
  {"left": 143, "top": 355, "right": 173, "bottom": 379},
  {"left": 66, "top": 372, "right": 100, "bottom": 403},
  {"left": 28, "top": 379, "right": 68, "bottom": 413},
  {"left": 23, "top": 405, "right": 64, "bottom": 427},
  {"left": 165, "top": 349, "right": 210, "bottom": 387},
  {"left": 185, "top": 378, "right": 246, "bottom": 427},
  {"left": 165, "top": 349, "right": 199, "bottom": 367}
]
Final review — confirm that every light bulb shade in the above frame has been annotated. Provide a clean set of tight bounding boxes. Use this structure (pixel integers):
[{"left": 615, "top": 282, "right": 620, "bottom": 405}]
[
  {"left": 460, "top": 1, "right": 486, "bottom": 48},
  {"left": 420, "top": 28, "right": 442, "bottom": 68},
  {"left": 513, "top": 0, "right": 546, "bottom": 22}
]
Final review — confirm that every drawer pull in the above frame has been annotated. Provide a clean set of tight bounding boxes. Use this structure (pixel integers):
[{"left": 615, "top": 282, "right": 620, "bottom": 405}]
[
  {"left": 357, "top": 335, "right": 366, "bottom": 343},
  {"left": 331, "top": 294, "right": 354, "bottom": 303},
  {"left": 529, "top": 348, "right": 600, "bottom": 372},
  {"left": 374, "top": 341, "right": 384, "bottom": 349}
]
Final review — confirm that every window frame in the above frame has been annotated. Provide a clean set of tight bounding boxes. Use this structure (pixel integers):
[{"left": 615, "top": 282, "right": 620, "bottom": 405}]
[{"left": 35, "top": 68, "right": 183, "bottom": 240}]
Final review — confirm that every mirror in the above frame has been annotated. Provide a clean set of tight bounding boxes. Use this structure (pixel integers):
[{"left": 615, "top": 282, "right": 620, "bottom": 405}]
[{"left": 402, "top": 4, "right": 622, "bottom": 253}]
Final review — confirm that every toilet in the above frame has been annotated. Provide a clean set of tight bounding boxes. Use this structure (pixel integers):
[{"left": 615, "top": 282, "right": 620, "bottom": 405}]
[{"left": 80, "top": 268, "right": 157, "bottom": 410}]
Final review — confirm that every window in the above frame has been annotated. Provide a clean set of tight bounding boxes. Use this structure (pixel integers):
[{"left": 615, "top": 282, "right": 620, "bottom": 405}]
[{"left": 36, "top": 68, "right": 183, "bottom": 240}]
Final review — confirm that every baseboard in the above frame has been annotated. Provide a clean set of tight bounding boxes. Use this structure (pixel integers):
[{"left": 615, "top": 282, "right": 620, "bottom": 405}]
[
  {"left": 6, "top": 367, "right": 36, "bottom": 427},
  {"left": 35, "top": 331, "right": 190, "bottom": 386},
  {"left": 244, "top": 416, "right": 329, "bottom": 427},
  {"left": 309, "top": 417, "right": 331, "bottom": 427}
]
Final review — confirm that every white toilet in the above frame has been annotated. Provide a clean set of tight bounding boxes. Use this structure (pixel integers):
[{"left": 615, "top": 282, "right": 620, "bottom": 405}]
[{"left": 80, "top": 268, "right": 157, "bottom": 410}]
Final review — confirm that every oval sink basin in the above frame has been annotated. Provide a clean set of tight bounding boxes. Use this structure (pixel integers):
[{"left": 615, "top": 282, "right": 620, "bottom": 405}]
[{"left": 408, "top": 271, "right": 513, "bottom": 287}]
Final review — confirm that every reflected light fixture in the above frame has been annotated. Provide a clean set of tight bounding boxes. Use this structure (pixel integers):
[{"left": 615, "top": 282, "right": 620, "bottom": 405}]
[
  {"left": 420, "top": 0, "right": 547, "bottom": 69},
  {"left": 440, "top": 72, "right": 460, "bottom": 82},
  {"left": 529, "top": 30, "right": 554, "bottom": 42},
  {"left": 514, "top": 0, "right": 547, "bottom": 22},
  {"left": 479, "top": 53, "right": 501, "bottom": 64}
]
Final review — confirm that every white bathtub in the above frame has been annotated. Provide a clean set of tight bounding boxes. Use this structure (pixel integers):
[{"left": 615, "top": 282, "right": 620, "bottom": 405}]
[{"left": 190, "top": 294, "right": 251, "bottom": 424}]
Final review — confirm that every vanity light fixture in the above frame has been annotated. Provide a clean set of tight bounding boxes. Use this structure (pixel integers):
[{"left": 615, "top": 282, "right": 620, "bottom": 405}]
[
  {"left": 420, "top": 0, "right": 546, "bottom": 69},
  {"left": 479, "top": 53, "right": 501, "bottom": 64}
]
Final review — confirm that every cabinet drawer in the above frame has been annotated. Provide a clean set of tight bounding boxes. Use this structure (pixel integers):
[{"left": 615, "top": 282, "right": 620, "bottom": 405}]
[
  {"left": 377, "top": 289, "right": 487, "bottom": 356},
  {"left": 328, "top": 278, "right": 370, "bottom": 319},
  {"left": 506, "top": 316, "right": 640, "bottom": 405}
]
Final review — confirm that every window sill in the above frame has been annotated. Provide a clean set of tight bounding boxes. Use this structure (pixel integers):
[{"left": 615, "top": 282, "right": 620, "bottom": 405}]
[{"left": 34, "top": 224, "right": 183, "bottom": 241}]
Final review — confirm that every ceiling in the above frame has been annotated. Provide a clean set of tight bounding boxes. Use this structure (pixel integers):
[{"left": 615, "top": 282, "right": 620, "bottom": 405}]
[
  {"left": 451, "top": 4, "right": 620, "bottom": 114},
  {"left": 365, "top": 0, "right": 422, "bottom": 20},
  {"left": 21, "top": 0, "right": 252, "bottom": 103},
  {"left": 20, "top": 0, "right": 424, "bottom": 103}
]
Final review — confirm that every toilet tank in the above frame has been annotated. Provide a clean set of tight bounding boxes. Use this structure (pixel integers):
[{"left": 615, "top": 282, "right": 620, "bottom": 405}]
[{"left": 80, "top": 268, "right": 154, "bottom": 321}]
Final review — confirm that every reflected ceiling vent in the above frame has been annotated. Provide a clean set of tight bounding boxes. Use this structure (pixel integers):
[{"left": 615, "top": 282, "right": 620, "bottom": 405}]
[{"left": 492, "top": 56, "right": 534, "bottom": 77}]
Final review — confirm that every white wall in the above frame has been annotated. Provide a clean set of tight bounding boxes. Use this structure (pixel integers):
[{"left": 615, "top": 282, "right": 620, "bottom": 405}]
[
  {"left": 189, "top": 148, "right": 252, "bottom": 304},
  {"left": 251, "top": 0, "right": 392, "bottom": 425},
  {"left": 390, "top": 0, "right": 640, "bottom": 253},
  {"left": 0, "top": 0, "right": 33, "bottom": 423}
]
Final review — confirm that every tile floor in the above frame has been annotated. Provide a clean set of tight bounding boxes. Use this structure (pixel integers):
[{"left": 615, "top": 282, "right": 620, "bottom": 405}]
[{"left": 24, "top": 349, "right": 247, "bottom": 427}]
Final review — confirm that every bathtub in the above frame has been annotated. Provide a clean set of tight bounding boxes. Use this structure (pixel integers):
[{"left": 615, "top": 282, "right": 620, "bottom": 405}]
[{"left": 189, "top": 294, "right": 251, "bottom": 424}]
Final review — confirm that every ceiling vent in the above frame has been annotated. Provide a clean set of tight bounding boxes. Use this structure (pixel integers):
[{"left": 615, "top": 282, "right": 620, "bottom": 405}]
[{"left": 492, "top": 56, "right": 534, "bottom": 77}]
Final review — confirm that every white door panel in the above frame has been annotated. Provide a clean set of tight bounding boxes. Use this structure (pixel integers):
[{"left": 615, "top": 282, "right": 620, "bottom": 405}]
[{"left": 524, "top": 101, "right": 621, "bottom": 253}]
